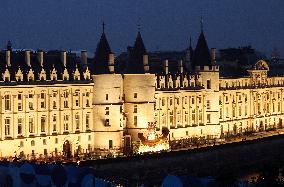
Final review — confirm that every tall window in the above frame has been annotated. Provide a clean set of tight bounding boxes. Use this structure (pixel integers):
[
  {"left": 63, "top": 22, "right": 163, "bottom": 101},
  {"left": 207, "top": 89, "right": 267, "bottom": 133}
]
[
  {"left": 40, "top": 92, "right": 46, "bottom": 108},
  {"left": 29, "top": 94, "right": 34, "bottom": 110},
  {"left": 53, "top": 101, "right": 57, "bottom": 109},
  {"left": 169, "top": 111, "right": 173, "bottom": 124},
  {"left": 18, "top": 94, "right": 23, "bottom": 111},
  {"left": 75, "top": 113, "right": 80, "bottom": 130},
  {"left": 86, "top": 113, "right": 90, "bottom": 130},
  {"left": 18, "top": 118, "right": 23, "bottom": 135},
  {"left": 105, "top": 107, "right": 109, "bottom": 115},
  {"left": 134, "top": 116, "right": 138, "bottom": 126},
  {"left": 134, "top": 105, "right": 137, "bottom": 113},
  {"left": 52, "top": 115, "right": 57, "bottom": 132},
  {"left": 86, "top": 99, "right": 90, "bottom": 107},
  {"left": 4, "top": 94, "right": 11, "bottom": 111},
  {"left": 199, "top": 110, "right": 202, "bottom": 121},
  {"left": 106, "top": 94, "right": 108, "bottom": 100},
  {"left": 134, "top": 93, "right": 137, "bottom": 98},
  {"left": 75, "top": 91, "right": 80, "bottom": 107},
  {"left": 192, "top": 110, "right": 196, "bottom": 122},
  {"left": 207, "top": 114, "right": 211, "bottom": 123},
  {"left": 4, "top": 118, "right": 10, "bottom": 136},
  {"left": 29, "top": 117, "right": 35, "bottom": 133},
  {"left": 63, "top": 90, "right": 69, "bottom": 108},
  {"left": 109, "top": 140, "right": 113, "bottom": 149},
  {"left": 64, "top": 114, "right": 69, "bottom": 131},
  {"left": 105, "top": 119, "right": 110, "bottom": 126},
  {"left": 41, "top": 116, "right": 46, "bottom": 133},
  {"left": 86, "top": 92, "right": 90, "bottom": 107}
]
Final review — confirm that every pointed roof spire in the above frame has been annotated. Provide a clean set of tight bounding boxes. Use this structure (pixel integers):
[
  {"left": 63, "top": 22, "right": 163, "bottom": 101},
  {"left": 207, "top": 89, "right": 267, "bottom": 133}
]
[
  {"left": 92, "top": 22, "right": 113, "bottom": 74},
  {"left": 102, "top": 21, "right": 105, "bottom": 33},
  {"left": 134, "top": 31, "right": 146, "bottom": 54},
  {"left": 137, "top": 17, "right": 142, "bottom": 32},
  {"left": 125, "top": 31, "right": 147, "bottom": 74},
  {"left": 192, "top": 27, "right": 212, "bottom": 68},
  {"left": 200, "top": 16, "right": 204, "bottom": 32}
]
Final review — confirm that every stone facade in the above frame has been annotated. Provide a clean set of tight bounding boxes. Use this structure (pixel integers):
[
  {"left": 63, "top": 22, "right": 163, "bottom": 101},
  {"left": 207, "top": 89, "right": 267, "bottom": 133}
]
[
  {"left": 0, "top": 57, "right": 283, "bottom": 157},
  {"left": 0, "top": 30, "right": 283, "bottom": 158}
]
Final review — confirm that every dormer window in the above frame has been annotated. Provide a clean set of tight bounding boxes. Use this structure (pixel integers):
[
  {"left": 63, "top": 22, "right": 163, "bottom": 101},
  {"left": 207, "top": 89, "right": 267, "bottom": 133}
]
[
  {"left": 50, "top": 67, "right": 57, "bottom": 81},
  {"left": 73, "top": 64, "right": 81, "bottom": 80},
  {"left": 83, "top": 66, "right": 91, "bottom": 80},
  {"left": 39, "top": 68, "right": 46, "bottom": 81},
  {"left": 62, "top": 68, "right": 69, "bottom": 81},
  {"left": 15, "top": 67, "right": 23, "bottom": 81},
  {"left": 27, "top": 68, "right": 34, "bottom": 81},
  {"left": 3, "top": 68, "right": 10, "bottom": 82}
]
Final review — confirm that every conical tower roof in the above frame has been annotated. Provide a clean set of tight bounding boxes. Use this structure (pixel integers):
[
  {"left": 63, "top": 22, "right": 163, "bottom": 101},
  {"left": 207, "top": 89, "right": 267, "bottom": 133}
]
[
  {"left": 192, "top": 31, "right": 212, "bottom": 67},
  {"left": 133, "top": 31, "right": 146, "bottom": 54},
  {"left": 92, "top": 25, "right": 112, "bottom": 74},
  {"left": 125, "top": 31, "right": 147, "bottom": 74}
]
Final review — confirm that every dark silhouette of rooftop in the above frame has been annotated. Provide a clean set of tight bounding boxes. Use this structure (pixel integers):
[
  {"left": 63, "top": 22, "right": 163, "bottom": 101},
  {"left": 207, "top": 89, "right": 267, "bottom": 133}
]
[
  {"left": 91, "top": 24, "right": 112, "bottom": 75},
  {"left": 124, "top": 31, "right": 147, "bottom": 74}
]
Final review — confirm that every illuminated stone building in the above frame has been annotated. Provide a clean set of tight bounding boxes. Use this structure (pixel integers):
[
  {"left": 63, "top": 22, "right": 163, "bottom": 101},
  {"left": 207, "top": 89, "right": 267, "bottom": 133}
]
[{"left": 0, "top": 27, "right": 283, "bottom": 158}]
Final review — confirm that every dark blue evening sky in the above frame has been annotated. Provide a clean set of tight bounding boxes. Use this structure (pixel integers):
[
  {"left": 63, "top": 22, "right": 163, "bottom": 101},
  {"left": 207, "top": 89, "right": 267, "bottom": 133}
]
[{"left": 0, "top": 0, "right": 283, "bottom": 56}]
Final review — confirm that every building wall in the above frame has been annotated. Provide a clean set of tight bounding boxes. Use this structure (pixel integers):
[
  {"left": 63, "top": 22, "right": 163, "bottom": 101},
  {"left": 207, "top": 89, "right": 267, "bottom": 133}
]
[
  {"left": 1, "top": 60, "right": 284, "bottom": 157},
  {"left": 0, "top": 83, "right": 93, "bottom": 157},
  {"left": 123, "top": 74, "right": 156, "bottom": 141}
]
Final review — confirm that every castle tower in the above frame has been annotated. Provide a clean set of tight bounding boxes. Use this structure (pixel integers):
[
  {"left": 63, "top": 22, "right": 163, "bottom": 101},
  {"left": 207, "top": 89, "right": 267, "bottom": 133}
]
[
  {"left": 193, "top": 26, "right": 220, "bottom": 138},
  {"left": 92, "top": 24, "right": 124, "bottom": 151},
  {"left": 123, "top": 31, "right": 156, "bottom": 142},
  {"left": 92, "top": 22, "right": 113, "bottom": 75}
]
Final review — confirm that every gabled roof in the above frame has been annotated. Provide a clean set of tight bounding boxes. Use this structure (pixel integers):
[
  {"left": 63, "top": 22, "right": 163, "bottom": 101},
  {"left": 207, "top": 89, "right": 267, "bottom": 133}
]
[{"left": 192, "top": 31, "right": 212, "bottom": 67}]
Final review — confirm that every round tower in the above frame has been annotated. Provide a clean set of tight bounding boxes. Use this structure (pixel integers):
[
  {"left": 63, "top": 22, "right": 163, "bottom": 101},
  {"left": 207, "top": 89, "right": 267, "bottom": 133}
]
[
  {"left": 92, "top": 74, "right": 124, "bottom": 150},
  {"left": 123, "top": 74, "right": 156, "bottom": 141},
  {"left": 92, "top": 26, "right": 124, "bottom": 152},
  {"left": 123, "top": 31, "right": 156, "bottom": 142}
]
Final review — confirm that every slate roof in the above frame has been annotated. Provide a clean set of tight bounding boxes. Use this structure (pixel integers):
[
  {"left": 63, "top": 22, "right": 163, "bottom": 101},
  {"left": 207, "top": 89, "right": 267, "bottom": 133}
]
[
  {"left": 124, "top": 31, "right": 147, "bottom": 74},
  {"left": 192, "top": 31, "right": 212, "bottom": 68},
  {"left": 91, "top": 31, "right": 112, "bottom": 74}
]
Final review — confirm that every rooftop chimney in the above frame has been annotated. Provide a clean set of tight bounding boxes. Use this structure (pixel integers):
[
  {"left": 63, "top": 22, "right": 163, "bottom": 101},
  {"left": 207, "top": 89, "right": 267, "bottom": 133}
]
[
  {"left": 108, "top": 53, "right": 115, "bottom": 73},
  {"left": 61, "top": 51, "right": 67, "bottom": 67},
  {"left": 143, "top": 54, "right": 149, "bottom": 73},
  {"left": 6, "top": 50, "right": 11, "bottom": 67},
  {"left": 81, "top": 50, "right": 88, "bottom": 65},
  {"left": 37, "top": 50, "right": 44, "bottom": 67},
  {"left": 179, "top": 60, "right": 184, "bottom": 73},
  {"left": 25, "top": 50, "right": 31, "bottom": 67},
  {"left": 164, "top": 59, "right": 169, "bottom": 74}
]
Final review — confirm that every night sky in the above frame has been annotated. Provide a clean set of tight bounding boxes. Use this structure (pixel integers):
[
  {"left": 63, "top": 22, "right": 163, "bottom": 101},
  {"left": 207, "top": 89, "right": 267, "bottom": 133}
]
[{"left": 0, "top": 0, "right": 283, "bottom": 57}]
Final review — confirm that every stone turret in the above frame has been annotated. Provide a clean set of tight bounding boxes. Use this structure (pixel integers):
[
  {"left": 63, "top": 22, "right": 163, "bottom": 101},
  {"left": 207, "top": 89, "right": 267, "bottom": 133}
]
[
  {"left": 125, "top": 31, "right": 147, "bottom": 74},
  {"left": 123, "top": 32, "right": 156, "bottom": 142},
  {"left": 193, "top": 26, "right": 220, "bottom": 138},
  {"left": 92, "top": 23, "right": 113, "bottom": 74}
]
